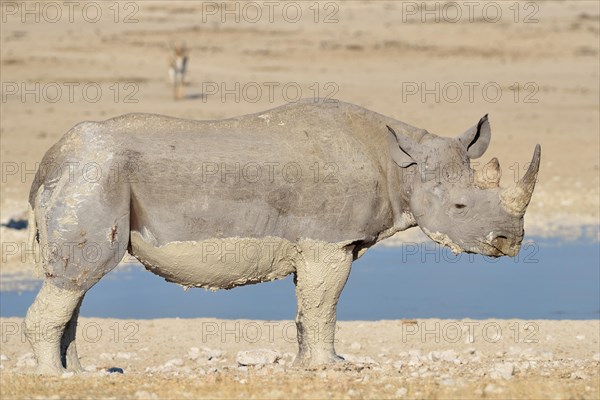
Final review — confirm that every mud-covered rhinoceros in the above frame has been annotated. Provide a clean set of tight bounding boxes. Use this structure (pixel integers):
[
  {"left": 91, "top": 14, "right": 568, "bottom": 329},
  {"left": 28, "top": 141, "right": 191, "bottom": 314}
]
[{"left": 25, "top": 99, "right": 540, "bottom": 374}]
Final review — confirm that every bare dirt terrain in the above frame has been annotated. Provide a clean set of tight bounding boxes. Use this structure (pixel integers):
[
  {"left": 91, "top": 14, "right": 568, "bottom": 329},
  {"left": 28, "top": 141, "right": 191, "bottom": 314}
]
[
  {"left": 1, "top": 1, "right": 599, "bottom": 399},
  {"left": 1, "top": 318, "right": 599, "bottom": 399}
]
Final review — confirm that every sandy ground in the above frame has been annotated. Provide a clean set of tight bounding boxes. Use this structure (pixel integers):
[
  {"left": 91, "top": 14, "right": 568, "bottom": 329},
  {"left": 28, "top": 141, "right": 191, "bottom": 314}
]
[
  {"left": 1, "top": 317, "right": 599, "bottom": 399},
  {"left": 1, "top": 1, "right": 599, "bottom": 399}
]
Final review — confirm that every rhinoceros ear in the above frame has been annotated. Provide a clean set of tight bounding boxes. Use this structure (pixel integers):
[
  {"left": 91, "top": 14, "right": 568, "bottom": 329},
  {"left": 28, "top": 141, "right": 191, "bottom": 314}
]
[
  {"left": 387, "top": 125, "right": 419, "bottom": 168},
  {"left": 458, "top": 114, "right": 491, "bottom": 159}
]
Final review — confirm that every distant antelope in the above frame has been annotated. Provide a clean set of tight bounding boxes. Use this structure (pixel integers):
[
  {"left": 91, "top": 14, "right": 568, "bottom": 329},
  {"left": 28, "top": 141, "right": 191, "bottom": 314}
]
[{"left": 168, "top": 43, "right": 188, "bottom": 100}]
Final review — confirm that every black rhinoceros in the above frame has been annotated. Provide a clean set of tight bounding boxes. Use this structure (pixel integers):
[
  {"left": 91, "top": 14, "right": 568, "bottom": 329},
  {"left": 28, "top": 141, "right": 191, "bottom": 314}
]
[{"left": 25, "top": 99, "right": 540, "bottom": 374}]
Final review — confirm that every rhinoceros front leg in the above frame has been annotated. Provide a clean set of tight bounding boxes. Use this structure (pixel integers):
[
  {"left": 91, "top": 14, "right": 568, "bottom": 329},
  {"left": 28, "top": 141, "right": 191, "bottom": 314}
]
[
  {"left": 293, "top": 242, "right": 353, "bottom": 366},
  {"left": 24, "top": 282, "right": 85, "bottom": 375}
]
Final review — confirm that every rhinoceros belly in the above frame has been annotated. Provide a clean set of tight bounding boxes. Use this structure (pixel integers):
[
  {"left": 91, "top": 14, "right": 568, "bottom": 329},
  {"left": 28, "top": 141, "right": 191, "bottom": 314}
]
[{"left": 129, "top": 231, "right": 300, "bottom": 290}]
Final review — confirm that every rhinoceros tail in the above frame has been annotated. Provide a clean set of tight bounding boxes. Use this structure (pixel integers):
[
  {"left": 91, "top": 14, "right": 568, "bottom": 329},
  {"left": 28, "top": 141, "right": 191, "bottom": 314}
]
[
  {"left": 27, "top": 203, "right": 36, "bottom": 248},
  {"left": 27, "top": 202, "right": 44, "bottom": 277}
]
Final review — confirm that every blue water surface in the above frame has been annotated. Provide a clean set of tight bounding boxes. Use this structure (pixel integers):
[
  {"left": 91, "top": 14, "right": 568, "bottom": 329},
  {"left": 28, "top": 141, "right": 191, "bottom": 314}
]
[{"left": 1, "top": 237, "right": 598, "bottom": 320}]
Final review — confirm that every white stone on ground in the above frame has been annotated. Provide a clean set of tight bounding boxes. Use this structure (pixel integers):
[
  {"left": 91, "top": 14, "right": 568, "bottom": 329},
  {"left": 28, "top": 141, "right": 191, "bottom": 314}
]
[
  {"left": 236, "top": 349, "right": 281, "bottom": 366},
  {"left": 484, "top": 383, "right": 504, "bottom": 394},
  {"left": 571, "top": 371, "right": 588, "bottom": 380},
  {"left": 188, "top": 347, "right": 225, "bottom": 362},
  {"left": 134, "top": 390, "right": 158, "bottom": 399},
  {"left": 164, "top": 358, "right": 184, "bottom": 367},
  {"left": 490, "top": 362, "right": 515, "bottom": 380},
  {"left": 350, "top": 342, "right": 362, "bottom": 351},
  {"left": 16, "top": 353, "right": 36, "bottom": 368},
  {"left": 427, "top": 350, "right": 458, "bottom": 363}
]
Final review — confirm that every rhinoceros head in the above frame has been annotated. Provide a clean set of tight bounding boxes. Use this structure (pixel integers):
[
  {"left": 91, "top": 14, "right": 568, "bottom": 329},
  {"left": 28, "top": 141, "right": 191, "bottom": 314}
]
[{"left": 387, "top": 116, "right": 541, "bottom": 257}]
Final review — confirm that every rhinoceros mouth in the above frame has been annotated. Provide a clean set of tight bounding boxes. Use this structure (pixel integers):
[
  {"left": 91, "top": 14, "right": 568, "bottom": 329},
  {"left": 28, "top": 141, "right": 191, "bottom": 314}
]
[
  {"left": 473, "top": 240, "right": 504, "bottom": 257},
  {"left": 421, "top": 228, "right": 464, "bottom": 255},
  {"left": 474, "top": 239, "right": 520, "bottom": 258}
]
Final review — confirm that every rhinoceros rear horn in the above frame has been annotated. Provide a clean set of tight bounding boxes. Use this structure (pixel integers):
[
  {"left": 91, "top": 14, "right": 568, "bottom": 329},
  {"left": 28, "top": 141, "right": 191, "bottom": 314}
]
[
  {"left": 501, "top": 144, "right": 541, "bottom": 215},
  {"left": 475, "top": 157, "right": 501, "bottom": 189}
]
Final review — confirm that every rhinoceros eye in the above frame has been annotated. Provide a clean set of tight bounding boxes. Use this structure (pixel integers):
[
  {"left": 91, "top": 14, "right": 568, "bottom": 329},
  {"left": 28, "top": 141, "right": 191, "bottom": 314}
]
[{"left": 454, "top": 203, "right": 467, "bottom": 209}]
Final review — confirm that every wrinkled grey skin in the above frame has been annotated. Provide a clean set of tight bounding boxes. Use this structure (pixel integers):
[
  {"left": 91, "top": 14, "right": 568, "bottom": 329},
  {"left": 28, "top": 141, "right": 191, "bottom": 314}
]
[{"left": 24, "top": 99, "right": 540, "bottom": 375}]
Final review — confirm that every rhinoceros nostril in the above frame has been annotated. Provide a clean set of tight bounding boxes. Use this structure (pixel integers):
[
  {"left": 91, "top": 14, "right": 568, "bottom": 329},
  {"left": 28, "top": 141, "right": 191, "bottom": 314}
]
[{"left": 491, "top": 235, "right": 515, "bottom": 256}]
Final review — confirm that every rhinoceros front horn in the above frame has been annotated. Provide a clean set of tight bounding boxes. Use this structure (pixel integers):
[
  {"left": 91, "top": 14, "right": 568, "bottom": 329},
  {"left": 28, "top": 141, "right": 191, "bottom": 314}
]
[{"left": 501, "top": 144, "right": 541, "bottom": 215}]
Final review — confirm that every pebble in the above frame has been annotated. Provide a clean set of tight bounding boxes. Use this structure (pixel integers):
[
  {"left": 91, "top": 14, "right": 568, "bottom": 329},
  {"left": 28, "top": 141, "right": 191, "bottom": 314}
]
[
  {"left": 490, "top": 362, "right": 514, "bottom": 380},
  {"left": 0, "top": 354, "right": 9, "bottom": 361},
  {"left": 107, "top": 367, "right": 124, "bottom": 374},
  {"left": 236, "top": 349, "right": 280, "bottom": 366},
  {"left": 188, "top": 347, "right": 200, "bottom": 360},
  {"left": 134, "top": 390, "right": 158, "bottom": 399},
  {"left": 407, "top": 356, "right": 421, "bottom": 367},
  {"left": 464, "top": 348, "right": 476, "bottom": 355},
  {"left": 392, "top": 360, "right": 404, "bottom": 370},
  {"left": 440, "top": 378, "right": 455, "bottom": 386},
  {"left": 203, "top": 347, "right": 225, "bottom": 360},
  {"left": 116, "top": 352, "right": 134, "bottom": 360},
  {"left": 484, "top": 383, "right": 504, "bottom": 394},
  {"left": 189, "top": 347, "right": 225, "bottom": 362},
  {"left": 571, "top": 371, "right": 588, "bottom": 380},
  {"left": 164, "top": 358, "right": 184, "bottom": 367},
  {"left": 282, "top": 352, "right": 296, "bottom": 363},
  {"left": 427, "top": 350, "right": 458, "bottom": 363},
  {"left": 470, "top": 351, "right": 484, "bottom": 363},
  {"left": 408, "top": 349, "right": 421, "bottom": 357},
  {"left": 16, "top": 353, "right": 36, "bottom": 368}
]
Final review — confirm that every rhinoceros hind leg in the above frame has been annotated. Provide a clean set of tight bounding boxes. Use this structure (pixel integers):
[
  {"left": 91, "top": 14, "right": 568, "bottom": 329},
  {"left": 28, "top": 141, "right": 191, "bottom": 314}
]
[
  {"left": 60, "top": 296, "right": 85, "bottom": 373},
  {"left": 293, "top": 242, "right": 353, "bottom": 367},
  {"left": 24, "top": 282, "right": 85, "bottom": 375}
]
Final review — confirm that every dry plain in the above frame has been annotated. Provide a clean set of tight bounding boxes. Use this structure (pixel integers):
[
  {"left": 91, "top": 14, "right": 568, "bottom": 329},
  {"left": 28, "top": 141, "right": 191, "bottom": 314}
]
[{"left": 1, "top": 1, "right": 599, "bottom": 399}]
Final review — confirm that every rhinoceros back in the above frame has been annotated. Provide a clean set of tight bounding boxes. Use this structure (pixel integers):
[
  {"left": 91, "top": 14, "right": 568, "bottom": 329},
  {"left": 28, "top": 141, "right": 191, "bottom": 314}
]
[
  {"left": 32, "top": 101, "right": 416, "bottom": 248},
  {"left": 123, "top": 101, "right": 403, "bottom": 247}
]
